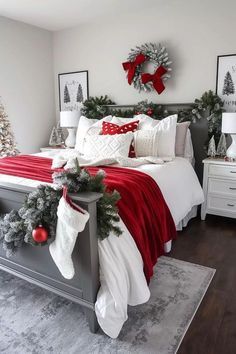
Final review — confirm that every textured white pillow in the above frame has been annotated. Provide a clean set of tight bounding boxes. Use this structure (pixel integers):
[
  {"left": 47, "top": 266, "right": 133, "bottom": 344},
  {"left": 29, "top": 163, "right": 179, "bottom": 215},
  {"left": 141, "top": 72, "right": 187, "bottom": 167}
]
[
  {"left": 75, "top": 115, "right": 112, "bottom": 153},
  {"left": 83, "top": 132, "right": 134, "bottom": 158},
  {"left": 134, "top": 115, "right": 177, "bottom": 157}
]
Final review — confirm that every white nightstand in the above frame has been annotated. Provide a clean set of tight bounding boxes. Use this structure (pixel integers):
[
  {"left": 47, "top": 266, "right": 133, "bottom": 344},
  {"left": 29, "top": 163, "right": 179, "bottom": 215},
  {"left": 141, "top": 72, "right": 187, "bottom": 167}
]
[{"left": 201, "top": 158, "right": 236, "bottom": 220}]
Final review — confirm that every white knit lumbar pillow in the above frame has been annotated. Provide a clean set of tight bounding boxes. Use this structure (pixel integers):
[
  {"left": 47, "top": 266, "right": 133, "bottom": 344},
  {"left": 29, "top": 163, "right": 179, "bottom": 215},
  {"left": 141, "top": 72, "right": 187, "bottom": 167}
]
[{"left": 83, "top": 132, "right": 134, "bottom": 158}]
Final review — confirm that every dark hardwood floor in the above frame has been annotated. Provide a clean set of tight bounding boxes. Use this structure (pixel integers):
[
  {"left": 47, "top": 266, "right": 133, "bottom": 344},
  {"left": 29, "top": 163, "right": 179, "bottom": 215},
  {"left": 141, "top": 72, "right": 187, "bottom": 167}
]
[{"left": 168, "top": 214, "right": 236, "bottom": 354}]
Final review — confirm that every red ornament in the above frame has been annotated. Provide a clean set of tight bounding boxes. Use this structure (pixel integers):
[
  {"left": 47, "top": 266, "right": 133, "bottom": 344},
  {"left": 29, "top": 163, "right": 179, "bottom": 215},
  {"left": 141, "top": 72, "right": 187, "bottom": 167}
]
[
  {"left": 147, "top": 109, "right": 154, "bottom": 116},
  {"left": 32, "top": 225, "right": 48, "bottom": 243}
]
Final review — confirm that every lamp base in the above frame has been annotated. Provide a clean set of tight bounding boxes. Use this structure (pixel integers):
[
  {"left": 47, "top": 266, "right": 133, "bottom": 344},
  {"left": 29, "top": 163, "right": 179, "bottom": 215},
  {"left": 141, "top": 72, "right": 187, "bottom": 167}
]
[
  {"left": 65, "top": 128, "right": 76, "bottom": 148},
  {"left": 226, "top": 134, "right": 236, "bottom": 159}
]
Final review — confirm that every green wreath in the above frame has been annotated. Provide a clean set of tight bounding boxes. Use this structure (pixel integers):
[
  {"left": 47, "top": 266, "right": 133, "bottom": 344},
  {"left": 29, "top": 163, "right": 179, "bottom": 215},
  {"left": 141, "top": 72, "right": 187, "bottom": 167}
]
[{"left": 123, "top": 42, "right": 172, "bottom": 92}]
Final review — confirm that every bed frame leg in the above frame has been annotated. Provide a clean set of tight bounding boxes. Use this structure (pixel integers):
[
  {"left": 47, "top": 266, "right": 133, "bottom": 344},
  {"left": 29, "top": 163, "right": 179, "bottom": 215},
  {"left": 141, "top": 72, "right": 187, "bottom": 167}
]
[
  {"left": 84, "top": 308, "right": 99, "bottom": 333},
  {"left": 74, "top": 194, "right": 101, "bottom": 334}
]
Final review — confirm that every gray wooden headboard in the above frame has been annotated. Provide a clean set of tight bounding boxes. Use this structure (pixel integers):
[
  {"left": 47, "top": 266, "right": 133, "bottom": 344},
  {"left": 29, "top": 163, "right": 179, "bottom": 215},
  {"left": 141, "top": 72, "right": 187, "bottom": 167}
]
[{"left": 106, "top": 103, "right": 209, "bottom": 184}]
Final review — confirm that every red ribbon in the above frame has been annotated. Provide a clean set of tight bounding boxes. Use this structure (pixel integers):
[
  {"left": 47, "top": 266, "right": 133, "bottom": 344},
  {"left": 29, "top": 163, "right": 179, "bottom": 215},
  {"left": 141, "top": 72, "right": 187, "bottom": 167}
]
[
  {"left": 141, "top": 66, "right": 167, "bottom": 94},
  {"left": 122, "top": 53, "right": 146, "bottom": 85}
]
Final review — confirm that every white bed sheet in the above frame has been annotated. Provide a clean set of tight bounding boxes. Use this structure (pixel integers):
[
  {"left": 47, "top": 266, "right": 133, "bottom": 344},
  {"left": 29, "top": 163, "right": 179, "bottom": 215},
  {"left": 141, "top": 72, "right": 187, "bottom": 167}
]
[
  {"left": 129, "top": 157, "right": 204, "bottom": 226},
  {"left": 0, "top": 153, "right": 204, "bottom": 338}
]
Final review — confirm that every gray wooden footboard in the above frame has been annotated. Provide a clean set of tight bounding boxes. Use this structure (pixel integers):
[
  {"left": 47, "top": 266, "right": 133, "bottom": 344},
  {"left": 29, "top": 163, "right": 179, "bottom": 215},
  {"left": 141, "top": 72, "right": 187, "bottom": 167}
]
[{"left": 0, "top": 182, "right": 102, "bottom": 333}]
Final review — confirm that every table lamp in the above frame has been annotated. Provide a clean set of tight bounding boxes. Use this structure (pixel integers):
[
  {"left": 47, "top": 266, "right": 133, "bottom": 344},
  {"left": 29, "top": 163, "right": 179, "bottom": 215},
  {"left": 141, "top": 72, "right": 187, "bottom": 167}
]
[
  {"left": 60, "top": 111, "right": 80, "bottom": 148},
  {"left": 222, "top": 112, "right": 236, "bottom": 159}
]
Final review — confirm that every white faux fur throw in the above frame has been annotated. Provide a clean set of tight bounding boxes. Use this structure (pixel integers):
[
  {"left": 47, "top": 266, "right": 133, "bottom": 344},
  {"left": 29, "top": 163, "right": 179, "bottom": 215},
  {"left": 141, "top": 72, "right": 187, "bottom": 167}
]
[{"left": 51, "top": 150, "right": 172, "bottom": 170}]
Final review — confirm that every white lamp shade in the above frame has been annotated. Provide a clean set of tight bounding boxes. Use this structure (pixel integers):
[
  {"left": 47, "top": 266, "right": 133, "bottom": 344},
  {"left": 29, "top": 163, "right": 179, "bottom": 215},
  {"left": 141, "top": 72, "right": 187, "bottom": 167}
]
[
  {"left": 60, "top": 111, "right": 80, "bottom": 128},
  {"left": 222, "top": 113, "right": 236, "bottom": 134}
]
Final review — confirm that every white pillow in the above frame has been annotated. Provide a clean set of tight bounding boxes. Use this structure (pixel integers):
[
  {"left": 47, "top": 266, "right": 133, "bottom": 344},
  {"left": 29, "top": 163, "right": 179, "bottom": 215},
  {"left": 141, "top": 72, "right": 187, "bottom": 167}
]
[
  {"left": 134, "top": 115, "right": 177, "bottom": 158},
  {"left": 134, "top": 114, "right": 160, "bottom": 130},
  {"left": 75, "top": 115, "right": 112, "bottom": 153},
  {"left": 112, "top": 114, "right": 154, "bottom": 130},
  {"left": 184, "top": 129, "right": 194, "bottom": 164},
  {"left": 83, "top": 132, "right": 134, "bottom": 158}
]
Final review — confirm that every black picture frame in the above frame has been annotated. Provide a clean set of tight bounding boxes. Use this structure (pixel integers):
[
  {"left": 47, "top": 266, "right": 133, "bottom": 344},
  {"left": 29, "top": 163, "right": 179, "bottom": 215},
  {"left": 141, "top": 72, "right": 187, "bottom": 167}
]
[
  {"left": 216, "top": 54, "right": 236, "bottom": 112},
  {"left": 58, "top": 70, "right": 89, "bottom": 111}
]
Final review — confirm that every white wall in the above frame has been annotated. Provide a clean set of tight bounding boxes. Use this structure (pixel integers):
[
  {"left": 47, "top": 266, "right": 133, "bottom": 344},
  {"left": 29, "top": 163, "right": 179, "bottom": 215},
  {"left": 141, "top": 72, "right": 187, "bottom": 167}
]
[
  {"left": 0, "top": 16, "right": 55, "bottom": 153},
  {"left": 53, "top": 0, "right": 236, "bottom": 111}
]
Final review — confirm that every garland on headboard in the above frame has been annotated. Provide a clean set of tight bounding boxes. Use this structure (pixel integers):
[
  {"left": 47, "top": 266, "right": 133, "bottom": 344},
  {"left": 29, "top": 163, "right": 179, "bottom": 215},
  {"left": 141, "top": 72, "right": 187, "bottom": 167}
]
[
  {"left": 179, "top": 90, "right": 224, "bottom": 137},
  {"left": 81, "top": 95, "right": 115, "bottom": 119},
  {"left": 81, "top": 90, "right": 224, "bottom": 140}
]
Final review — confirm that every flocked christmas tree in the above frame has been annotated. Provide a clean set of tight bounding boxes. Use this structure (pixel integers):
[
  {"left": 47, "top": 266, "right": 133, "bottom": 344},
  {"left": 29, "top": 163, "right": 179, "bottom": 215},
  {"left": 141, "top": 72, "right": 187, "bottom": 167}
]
[
  {"left": 222, "top": 71, "right": 235, "bottom": 96},
  {"left": 56, "top": 121, "right": 65, "bottom": 145},
  {"left": 0, "top": 100, "right": 19, "bottom": 157},
  {"left": 64, "top": 84, "right": 70, "bottom": 103},
  {"left": 207, "top": 135, "right": 216, "bottom": 157},
  {"left": 76, "top": 84, "right": 84, "bottom": 103},
  {"left": 49, "top": 126, "right": 58, "bottom": 146},
  {"left": 49, "top": 122, "right": 65, "bottom": 146},
  {"left": 216, "top": 133, "right": 227, "bottom": 157}
]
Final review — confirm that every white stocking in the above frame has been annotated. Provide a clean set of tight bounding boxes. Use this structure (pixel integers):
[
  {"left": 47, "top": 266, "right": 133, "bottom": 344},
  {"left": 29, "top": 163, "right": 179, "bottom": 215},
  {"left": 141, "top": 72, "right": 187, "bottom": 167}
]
[{"left": 49, "top": 195, "right": 89, "bottom": 279}]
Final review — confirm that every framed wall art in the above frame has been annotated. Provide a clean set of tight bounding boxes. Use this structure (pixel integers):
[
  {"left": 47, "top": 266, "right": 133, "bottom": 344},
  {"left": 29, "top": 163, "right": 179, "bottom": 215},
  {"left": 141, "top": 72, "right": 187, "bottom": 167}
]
[
  {"left": 58, "top": 70, "right": 89, "bottom": 111},
  {"left": 216, "top": 54, "right": 236, "bottom": 112}
]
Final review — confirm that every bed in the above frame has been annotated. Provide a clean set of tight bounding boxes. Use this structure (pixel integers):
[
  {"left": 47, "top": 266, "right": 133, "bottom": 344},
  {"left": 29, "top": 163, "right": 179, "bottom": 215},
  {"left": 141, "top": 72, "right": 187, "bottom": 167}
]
[{"left": 0, "top": 103, "right": 205, "bottom": 338}]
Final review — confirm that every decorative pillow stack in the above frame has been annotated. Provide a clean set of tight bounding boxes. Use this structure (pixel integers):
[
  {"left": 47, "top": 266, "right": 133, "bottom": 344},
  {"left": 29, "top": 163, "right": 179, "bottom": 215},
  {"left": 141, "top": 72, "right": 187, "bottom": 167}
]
[
  {"left": 134, "top": 114, "right": 191, "bottom": 158},
  {"left": 75, "top": 113, "right": 192, "bottom": 161}
]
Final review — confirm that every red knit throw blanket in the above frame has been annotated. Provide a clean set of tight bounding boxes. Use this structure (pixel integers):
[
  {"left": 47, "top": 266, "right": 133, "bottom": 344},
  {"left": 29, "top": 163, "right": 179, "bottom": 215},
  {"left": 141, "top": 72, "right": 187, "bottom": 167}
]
[{"left": 0, "top": 155, "right": 176, "bottom": 281}]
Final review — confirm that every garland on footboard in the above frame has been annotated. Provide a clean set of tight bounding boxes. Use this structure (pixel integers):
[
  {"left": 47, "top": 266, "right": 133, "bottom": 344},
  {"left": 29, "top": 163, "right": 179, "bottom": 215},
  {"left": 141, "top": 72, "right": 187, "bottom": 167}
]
[{"left": 0, "top": 161, "right": 121, "bottom": 257}]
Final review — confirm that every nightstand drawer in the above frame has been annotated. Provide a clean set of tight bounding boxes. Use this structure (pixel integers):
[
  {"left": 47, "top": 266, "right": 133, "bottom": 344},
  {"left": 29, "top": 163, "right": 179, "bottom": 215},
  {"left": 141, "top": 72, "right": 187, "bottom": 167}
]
[
  {"left": 208, "top": 195, "right": 236, "bottom": 213},
  {"left": 209, "top": 164, "right": 236, "bottom": 178},
  {"left": 208, "top": 178, "right": 236, "bottom": 196}
]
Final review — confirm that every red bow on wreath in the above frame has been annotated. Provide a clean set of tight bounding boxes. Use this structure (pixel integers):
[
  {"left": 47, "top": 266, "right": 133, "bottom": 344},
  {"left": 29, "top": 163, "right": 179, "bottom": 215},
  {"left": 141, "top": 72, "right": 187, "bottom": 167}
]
[
  {"left": 141, "top": 66, "right": 167, "bottom": 94},
  {"left": 122, "top": 53, "right": 146, "bottom": 85}
]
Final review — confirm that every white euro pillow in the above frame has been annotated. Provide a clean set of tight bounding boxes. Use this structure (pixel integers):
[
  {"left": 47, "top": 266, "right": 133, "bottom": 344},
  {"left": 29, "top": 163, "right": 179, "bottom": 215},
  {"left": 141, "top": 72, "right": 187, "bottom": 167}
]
[
  {"left": 134, "top": 114, "right": 177, "bottom": 158},
  {"left": 111, "top": 114, "right": 154, "bottom": 130},
  {"left": 83, "top": 132, "right": 134, "bottom": 158},
  {"left": 75, "top": 115, "right": 112, "bottom": 153}
]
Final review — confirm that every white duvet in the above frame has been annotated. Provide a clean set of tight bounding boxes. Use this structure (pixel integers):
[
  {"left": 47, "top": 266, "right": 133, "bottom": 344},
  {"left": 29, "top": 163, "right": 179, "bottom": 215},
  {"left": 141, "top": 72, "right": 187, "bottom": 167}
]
[{"left": 0, "top": 153, "right": 204, "bottom": 338}]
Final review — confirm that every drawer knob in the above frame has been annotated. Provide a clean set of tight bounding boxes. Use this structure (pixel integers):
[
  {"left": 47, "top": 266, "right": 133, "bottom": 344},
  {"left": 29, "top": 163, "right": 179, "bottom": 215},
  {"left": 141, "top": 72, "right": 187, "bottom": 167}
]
[
  {"left": 227, "top": 203, "right": 235, "bottom": 207},
  {"left": 229, "top": 187, "right": 236, "bottom": 190},
  {"left": 230, "top": 171, "right": 236, "bottom": 173}
]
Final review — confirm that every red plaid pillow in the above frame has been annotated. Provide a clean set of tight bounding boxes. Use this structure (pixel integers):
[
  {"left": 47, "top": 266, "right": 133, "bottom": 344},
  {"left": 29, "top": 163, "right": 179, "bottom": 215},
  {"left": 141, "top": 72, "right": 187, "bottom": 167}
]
[{"left": 102, "top": 120, "right": 139, "bottom": 157}]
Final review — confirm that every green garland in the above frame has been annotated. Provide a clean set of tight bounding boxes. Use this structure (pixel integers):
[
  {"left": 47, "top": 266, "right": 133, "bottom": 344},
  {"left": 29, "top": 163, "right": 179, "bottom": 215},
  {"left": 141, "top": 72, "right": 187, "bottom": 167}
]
[
  {"left": 135, "top": 91, "right": 224, "bottom": 139},
  {"left": 53, "top": 161, "right": 121, "bottom": 240},
  {"left": 82, "top": 91, "right": 224, "bottom": 140},
  {"left": 0, "top": 161, "right": 121, "bottom": 257},
  {"left": 190, "top": 90, "right": 224, "bottom": 136},
  {"left": 81, "top": 95, "right": 115, "bottom": 119}
]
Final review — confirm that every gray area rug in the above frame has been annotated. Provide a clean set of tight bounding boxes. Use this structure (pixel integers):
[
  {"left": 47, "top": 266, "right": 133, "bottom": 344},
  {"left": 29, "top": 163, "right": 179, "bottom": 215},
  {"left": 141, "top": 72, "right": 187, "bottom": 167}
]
[{"left": 0, "top": 256, "right": 215, "bottom": 354}]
